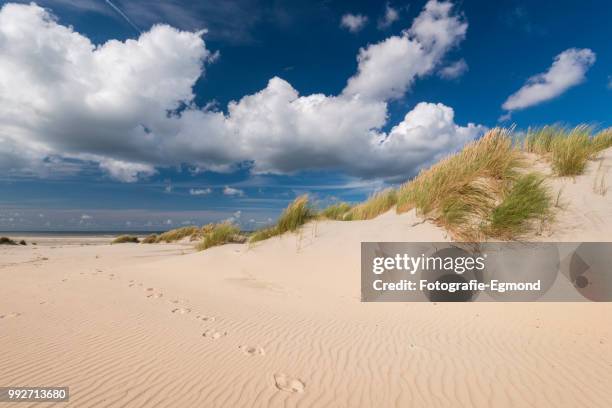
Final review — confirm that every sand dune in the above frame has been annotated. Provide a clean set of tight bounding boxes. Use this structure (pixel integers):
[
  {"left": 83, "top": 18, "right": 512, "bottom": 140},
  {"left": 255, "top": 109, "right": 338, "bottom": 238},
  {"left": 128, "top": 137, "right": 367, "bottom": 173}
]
[{"left": 1, "top": 152, "right": 612, "bottom": 407}]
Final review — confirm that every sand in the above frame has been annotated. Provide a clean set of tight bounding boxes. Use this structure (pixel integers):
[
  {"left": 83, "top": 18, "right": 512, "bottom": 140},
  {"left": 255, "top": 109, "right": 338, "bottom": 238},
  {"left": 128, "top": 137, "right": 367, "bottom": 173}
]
[{"left": 1, "top": 151, "right": 612, "bottom": 407}]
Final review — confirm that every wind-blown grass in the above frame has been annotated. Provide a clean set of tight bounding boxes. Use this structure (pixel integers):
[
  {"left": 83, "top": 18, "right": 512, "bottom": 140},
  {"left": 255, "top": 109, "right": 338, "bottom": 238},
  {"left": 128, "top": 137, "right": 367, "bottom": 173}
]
[
  {"left": 156, "top": 226, "right": 199, "bottom": 243},
  {"left": 550, "top": 126, "right": 593, "bottom": 176},
  {"left": 320, "top": 202, "right": 352, "bottom": 220},
  {"left": 523, "top": 125, "right": 560, "bottom": 154},
  {"left": 395, "top": 128, "right": 524, "bottom": 239},
  {"left": 112, "top": 235, "right": 140, "bottom": 244},
  {"left": 523, "top": 125, "right": 610, "bottom": 176},
  {"left": 592, "top": 128, "right": 612, "bottom": 153},
  {"left": 141, "top": 234, "right": 158, "bottom": 244},
  {"left": 344, "top": 189, "right": 397, "bottom": 220},
  {"left": 250, "top": 195, "right": 314, "bottom": 243},
  {"left": 196, "top": 222, "right": 242, "bottom": 251},
  {"left": 485, "top": 173, "right": 551, "bottom": 239}
]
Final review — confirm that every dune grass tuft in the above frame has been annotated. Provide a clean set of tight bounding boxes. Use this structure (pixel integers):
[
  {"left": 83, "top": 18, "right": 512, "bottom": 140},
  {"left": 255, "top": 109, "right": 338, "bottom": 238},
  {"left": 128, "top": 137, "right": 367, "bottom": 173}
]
[
  {"left": 249, "top": 227, "right": 278, "bottom": 243},
  {"left": 112, "top": 235, "right": 140, "bottom": 244},
  {"left": 592, "top": 128, "right": 612, "bottom": 153},
  {"left": 141, "top": 234, "right": 158, "bottom": 244},
  {"left": 549, "top": 126, "right": 593, "bottom": 176},
  {"left": 395, "top": 128, "right": 525, "bottom": 239},
  {"left": 485, "top": 173, "right": 551, "bottom": 239},
  {"left": 0, "top": 237, "right": 17, "bottom": 245},
  {"left": 249, "top": 195, "right": 314, "bottom": 243},
  {"left": 156, "top": 226, "right": 199, "bottom": 243},
  {"left": 320, "top": 202, "right": 352, "bottom": 220},
  {"left": 344, "top": 189, "right": 397, "bottom": 220},
  {"left": 196, "top": 222, "right": 242, "bottom": 251},
  {"left": 523, "top": 125, "right": 561, "bottom": 154}
]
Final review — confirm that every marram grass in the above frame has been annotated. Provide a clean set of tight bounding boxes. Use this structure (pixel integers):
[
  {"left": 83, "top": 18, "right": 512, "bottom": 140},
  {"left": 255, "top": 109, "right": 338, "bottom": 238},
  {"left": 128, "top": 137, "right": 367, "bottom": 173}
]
[
  {"left": 156, "top": 226, "right": 199, "bottom": 243},
  {"left": 320, "top": 202, "right": 352, "bottom": 220},
  {"left": 196, "top": 222, "right": 242, "bottom": 251},
  {"left": 112, "top": 235, "right": 140, "bottom": 244},
  {"left": 250, "top": 195, "right": 314, "bottom": 243},
  {"left": 485, "top": 173, "right": 551, "bottom": 239},
  {"left": 344, "top": 189, "right": 397, "bottom": 220},
  {"left": 395, "top": 128, "right": 525, "bottom": 239}
]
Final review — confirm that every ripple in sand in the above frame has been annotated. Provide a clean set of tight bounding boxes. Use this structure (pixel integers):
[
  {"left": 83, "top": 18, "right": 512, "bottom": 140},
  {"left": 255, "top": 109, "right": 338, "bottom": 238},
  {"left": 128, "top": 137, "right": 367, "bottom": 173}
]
[{"left": 273, "top": 374, "right": 305, "bottom": 393}]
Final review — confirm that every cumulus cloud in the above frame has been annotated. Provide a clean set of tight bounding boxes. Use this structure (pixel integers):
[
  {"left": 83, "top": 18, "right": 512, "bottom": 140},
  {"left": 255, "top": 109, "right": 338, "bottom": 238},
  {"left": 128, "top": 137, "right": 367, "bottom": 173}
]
[
  {"left": 343, "top": 0, "right": 467, "bottom": 101},
  {"left": 378, "top": 3, "right": 399, "bottom": 29},
  {"left": 438, "top": 58, "right": 468, "bottom": 79},
  {"left": 502, "top": 48, "right": 596, "bottom": 112},
  {"left": 0, "top": 1, "right": 481, "bottom": 183},
  {"left": 189, "top": 188, "right": 212, "bottom": 195},
  {"left": 223, "top": 186, "right": 245, "bottom": 196},
  {"left": 340, "top": 13, "right": 368, "bottom": 33}
]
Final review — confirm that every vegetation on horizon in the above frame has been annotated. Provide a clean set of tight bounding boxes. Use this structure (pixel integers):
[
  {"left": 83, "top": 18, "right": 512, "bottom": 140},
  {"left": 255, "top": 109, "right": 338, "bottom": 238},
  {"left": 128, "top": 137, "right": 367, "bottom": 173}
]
[
  {"left": 0, "top": 237, "right": 17, "bottom": 245},
  {"left": 156, "top": 226, "right": 199, "bottom": 243},
  {"left": 160, "top": 124, "right": 612, "bottom": 247},
  {"left": 112, "top": 235, "right": 140, "bottom": 244}
]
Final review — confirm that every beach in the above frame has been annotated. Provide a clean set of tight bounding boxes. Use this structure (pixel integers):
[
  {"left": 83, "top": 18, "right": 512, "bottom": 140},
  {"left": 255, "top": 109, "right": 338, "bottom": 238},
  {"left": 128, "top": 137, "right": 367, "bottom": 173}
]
[{"left": 2, "top": 205, "right": 612, "bottom": 407}]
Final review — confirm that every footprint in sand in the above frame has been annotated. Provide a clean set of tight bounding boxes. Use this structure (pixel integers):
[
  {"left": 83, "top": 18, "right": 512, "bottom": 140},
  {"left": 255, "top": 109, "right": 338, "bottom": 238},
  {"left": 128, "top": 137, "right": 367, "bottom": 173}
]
[
  {"left": 202, "top": 329, "right": 227, "bottom": 340},
  {"left": 239, "top": 345, "right": 265, "bottom": 356},
  {"left": 0, "top": 312, "right": 21, "bottom": 319},
  {"left": 195, "top": 315, "right": 216, "bottom": 322},
  {"left": 147, "top": 292, "right": 164, "bottom": 299},
  {"left": 273, "top": 374, "right": 305, "bottom": 393},
  {"left": 171, "top": 308, "right": 191, "bottom": 314}
]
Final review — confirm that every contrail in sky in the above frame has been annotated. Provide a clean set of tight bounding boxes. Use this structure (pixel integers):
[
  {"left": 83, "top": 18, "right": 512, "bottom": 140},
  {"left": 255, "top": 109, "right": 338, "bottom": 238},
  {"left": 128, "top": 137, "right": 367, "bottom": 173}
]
[{"left": 104, "top": 0, "right": 141, "bottom": 34}]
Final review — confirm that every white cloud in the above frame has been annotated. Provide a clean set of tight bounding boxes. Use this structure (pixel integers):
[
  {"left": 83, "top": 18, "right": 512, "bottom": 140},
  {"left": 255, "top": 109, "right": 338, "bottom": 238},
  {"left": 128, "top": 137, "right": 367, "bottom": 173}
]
[
  {"left": 340, "top": 13, "right": 368, "bottom": 33},
  {"left": 223, "top": 186, "right": 245, "bottom": 196},
  {"left": 343, "top": 0, "right": 467, "bottom": 101},
  {"left": 189, "top": 188, "right": 212, "bottom": 195},
  {"left": 378, "top": 3, "right": 399, "bottom": 29},
  {"left": 0, "top": 1, "right": 482, "bottom": 183},
  {"left": 438, "top": 58, "right": 468, "bottom": 79},
  {"left": 502, "top": 48, "right": 596, "bottom": 112},
  {"left": 81, "top": 214, "right": 92, "bottom": 220}
]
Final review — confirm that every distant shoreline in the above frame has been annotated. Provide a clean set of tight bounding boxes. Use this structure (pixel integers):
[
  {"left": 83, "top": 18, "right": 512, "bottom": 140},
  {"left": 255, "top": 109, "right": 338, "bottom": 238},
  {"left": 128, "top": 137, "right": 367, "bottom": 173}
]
[{"left": 0, "top": 231, "right": 166, "bottom": 237}]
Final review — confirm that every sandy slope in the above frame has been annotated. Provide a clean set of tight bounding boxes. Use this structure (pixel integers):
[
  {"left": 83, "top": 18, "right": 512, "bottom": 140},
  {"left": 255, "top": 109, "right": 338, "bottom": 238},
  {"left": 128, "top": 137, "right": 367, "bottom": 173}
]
[{"left": 1, "top": 151, "right": 612, "bottom": 407}]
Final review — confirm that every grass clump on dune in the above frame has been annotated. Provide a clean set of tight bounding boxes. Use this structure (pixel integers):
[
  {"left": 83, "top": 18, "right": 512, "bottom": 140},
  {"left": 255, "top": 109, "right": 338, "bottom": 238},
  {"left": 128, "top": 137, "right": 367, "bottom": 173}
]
[
  {"left": 0, "top": 237, "right": 17, "bottom": 245},
  {"left": 523, "top": 125, "right": 612, "bottom": 176},
  {"left": 141, "top": 234, "right": 158, "bottom": 244},
  {"left": 249, "top": 227, "right": 278, "bottom": 243},
  {"left": 320, "top": 202, "right": 352, "bottom": 220},
  {"left": 196, "top": 222, "right": 242, "bottom": 251},
  {"left": 396, "top": 128, "right": 525, "bottom": 239},
  {"left": 112, "top": 235, "right": 140, "bottom": 244},
  {"left": 485, "top": 173, "right": 551, "bottom": 239},
  {"left": 156, "top": 226, "right": 199, "bottom": 243},
  {"left": 592, "top": 128, "right": 612, "bottom": 153},
  {"left": 523, "top": 125, "right": 561, "bottom": 154},
  {"left": 344, "top": 189, "right": 397, "bottom": 220},
  {"left": 549, "top": 126, "right": 593, "bottom": 176},
  {"left": 250, "top": 195, "right": 314, "bottom": 243}
]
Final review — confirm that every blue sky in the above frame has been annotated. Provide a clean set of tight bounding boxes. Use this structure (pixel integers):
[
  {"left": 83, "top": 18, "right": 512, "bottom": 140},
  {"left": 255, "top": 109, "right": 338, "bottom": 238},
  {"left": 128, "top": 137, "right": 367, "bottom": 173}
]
[{"left": 0, "top": 0, "right": 610, "bottom": 231}]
